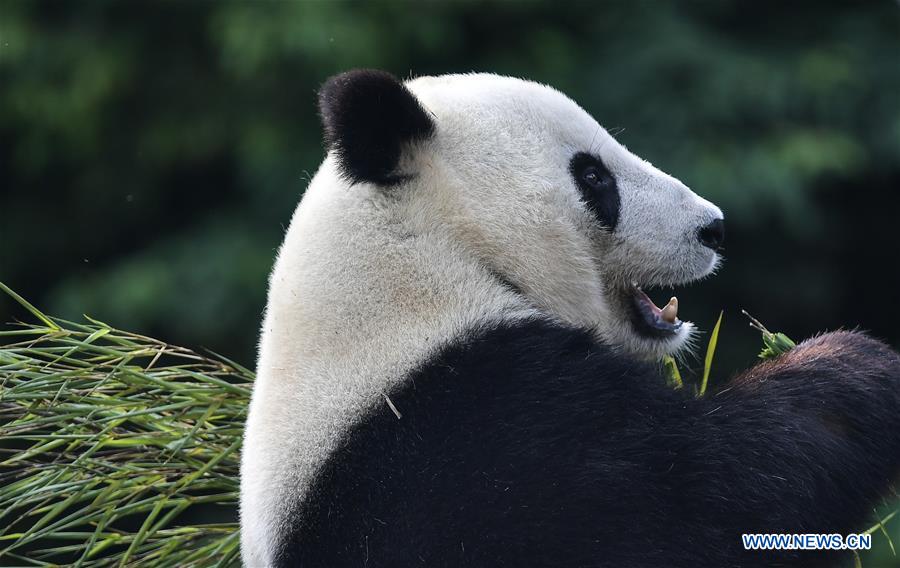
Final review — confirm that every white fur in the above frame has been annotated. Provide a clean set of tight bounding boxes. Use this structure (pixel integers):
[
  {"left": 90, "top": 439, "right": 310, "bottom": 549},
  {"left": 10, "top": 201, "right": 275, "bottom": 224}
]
[{"left": 240, "top": 73, "right": 722, "bottom": 565}]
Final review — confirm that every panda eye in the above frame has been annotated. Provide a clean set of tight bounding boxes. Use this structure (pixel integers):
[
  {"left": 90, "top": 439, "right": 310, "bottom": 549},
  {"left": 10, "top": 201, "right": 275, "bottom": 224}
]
[
  {"left": 581, "top": 165, "right": 609, "bottom": 189},
  {"left": 570, "top": 152, "right": 620, "bottom": 231}
]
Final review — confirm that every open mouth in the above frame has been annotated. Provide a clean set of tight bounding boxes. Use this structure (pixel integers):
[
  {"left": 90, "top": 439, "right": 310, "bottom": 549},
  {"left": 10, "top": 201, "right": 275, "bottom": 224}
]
[{"left": 627, "top": 283, "right": 683, "bottom": 339}]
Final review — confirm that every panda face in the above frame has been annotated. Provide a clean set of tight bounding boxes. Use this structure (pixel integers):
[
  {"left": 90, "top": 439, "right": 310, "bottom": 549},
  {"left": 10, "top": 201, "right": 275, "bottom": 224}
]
[
  {"left": 569, "top": 121, "right": 724, "bottom": 358},
  {"left": 399, "top": 74, "right": 723, "bottom": 359},
  {"left": 319, "top": 71, "right": 723, "bottom": 360}
]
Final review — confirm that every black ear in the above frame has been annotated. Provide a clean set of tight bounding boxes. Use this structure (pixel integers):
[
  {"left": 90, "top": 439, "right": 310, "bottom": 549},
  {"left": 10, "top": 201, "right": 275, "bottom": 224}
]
[{"left": 318, "top": 69, "right": 435, "bottom": 186}]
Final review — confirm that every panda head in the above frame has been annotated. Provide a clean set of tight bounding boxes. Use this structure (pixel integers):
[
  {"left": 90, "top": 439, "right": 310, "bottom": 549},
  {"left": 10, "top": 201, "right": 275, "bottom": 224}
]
[{"left": 318, "top": 70, "right": 724, "bottom": 360}]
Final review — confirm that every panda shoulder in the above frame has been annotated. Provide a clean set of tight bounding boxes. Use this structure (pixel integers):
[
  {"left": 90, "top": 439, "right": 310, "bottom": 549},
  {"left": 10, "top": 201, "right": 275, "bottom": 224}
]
[{"left": 402, "top": 317, "right": 667, "bottom": 406}]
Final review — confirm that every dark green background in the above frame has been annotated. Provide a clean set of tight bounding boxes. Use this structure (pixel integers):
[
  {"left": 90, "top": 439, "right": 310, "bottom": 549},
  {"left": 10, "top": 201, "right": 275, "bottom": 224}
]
[{"left": 2, "top": 1, "right": 899, "bottom": 564}]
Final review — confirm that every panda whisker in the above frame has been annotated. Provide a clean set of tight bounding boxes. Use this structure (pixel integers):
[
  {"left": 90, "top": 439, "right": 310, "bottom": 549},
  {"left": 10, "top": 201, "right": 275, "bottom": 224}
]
[
  {"left": 588, "top": 124, "right": 602, "bottom": 155},
  {"left": 608, "top": 126, "right": 627, "bottom": 140}
]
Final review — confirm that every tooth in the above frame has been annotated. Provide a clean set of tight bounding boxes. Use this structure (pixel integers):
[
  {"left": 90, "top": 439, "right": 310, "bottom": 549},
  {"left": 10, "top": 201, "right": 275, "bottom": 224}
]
[{"left": 661, "top": 297, "right": 678, "bottom": 323}]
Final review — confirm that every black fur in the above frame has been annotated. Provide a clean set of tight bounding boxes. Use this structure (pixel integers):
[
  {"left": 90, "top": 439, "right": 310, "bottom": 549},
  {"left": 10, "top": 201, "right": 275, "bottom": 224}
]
[
  {"left": 275, "top": 320, "right": 900, "bottom": 567},
  {"left": 318, "top": 70, "right": 435, "bottom": 186},
  {"left": 570, "top": 152, "right": 621, "bottom": 231}
]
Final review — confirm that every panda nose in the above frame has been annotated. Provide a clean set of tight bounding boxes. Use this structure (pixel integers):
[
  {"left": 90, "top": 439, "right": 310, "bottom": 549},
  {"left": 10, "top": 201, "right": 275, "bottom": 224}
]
[{"left": 697, "top": 218, "right": 725, "bottom": 250}]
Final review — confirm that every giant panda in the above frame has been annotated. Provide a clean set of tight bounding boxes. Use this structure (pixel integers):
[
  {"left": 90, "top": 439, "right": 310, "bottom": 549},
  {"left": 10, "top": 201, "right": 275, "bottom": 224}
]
[{"left": 240, "top": 70, "right": 900, "bottom": 567}]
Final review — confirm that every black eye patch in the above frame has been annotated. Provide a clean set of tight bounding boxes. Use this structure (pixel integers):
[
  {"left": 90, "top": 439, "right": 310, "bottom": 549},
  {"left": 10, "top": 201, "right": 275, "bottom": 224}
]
[{"left": 569, "top": 152, "right": 621, "bottom": 232}]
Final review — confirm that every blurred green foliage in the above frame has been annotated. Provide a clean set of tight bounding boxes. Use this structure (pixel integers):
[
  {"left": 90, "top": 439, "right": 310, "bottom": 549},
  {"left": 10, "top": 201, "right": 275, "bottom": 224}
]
[{"left": 2, "top": 0, "right": 900, "bottom": 563}]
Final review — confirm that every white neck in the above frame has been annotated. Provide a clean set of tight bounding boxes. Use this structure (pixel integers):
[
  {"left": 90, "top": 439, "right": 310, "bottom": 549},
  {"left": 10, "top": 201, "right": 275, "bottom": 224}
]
[{"left": 240, "top": 159, "right": 534, "bottom": 565}]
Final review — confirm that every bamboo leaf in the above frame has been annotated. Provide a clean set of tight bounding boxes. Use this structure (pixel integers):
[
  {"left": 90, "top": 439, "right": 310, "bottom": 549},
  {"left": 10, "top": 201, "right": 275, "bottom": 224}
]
[{"left": 699, "top": 311, "right": 724, "bottom": 397}]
